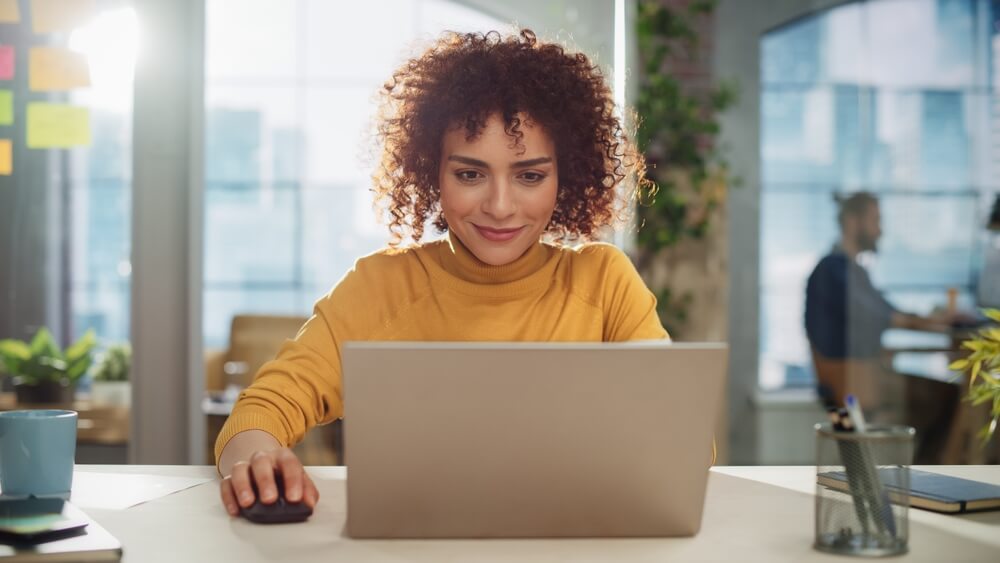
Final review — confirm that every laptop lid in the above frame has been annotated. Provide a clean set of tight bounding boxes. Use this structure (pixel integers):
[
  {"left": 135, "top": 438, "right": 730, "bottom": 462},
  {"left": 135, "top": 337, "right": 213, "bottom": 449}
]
[{"left": 342, "top": 342, "right": 727, "bottom": 538}]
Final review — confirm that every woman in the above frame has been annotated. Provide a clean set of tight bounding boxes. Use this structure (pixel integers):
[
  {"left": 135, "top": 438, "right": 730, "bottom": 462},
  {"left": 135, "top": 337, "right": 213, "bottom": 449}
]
[{"left": 217, "top": 29, "right": 666, "bottom": 516}]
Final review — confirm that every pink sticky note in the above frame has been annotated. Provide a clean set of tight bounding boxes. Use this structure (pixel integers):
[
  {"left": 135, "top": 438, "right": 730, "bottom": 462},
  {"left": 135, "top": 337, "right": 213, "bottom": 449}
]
[{"left": 0, "top": 45, "right": 12, "bottom": 80}]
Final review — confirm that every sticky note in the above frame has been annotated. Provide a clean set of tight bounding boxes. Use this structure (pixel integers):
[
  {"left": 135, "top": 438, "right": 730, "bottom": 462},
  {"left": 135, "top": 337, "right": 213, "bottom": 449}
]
[
  {"left": 0, "top": 139, "right": 10, "bottom": 175},
  {"left": 0, "top": 45, "right": 13, "bottom": 80},
  {"left": 0, "top": 0, "right": 20, "bottom": 24},
  {"left": 31, "top": 0, "right": 95, "bottom": 34},
  {"left": 26, "top": 103, "right": 90, "bottom": 148},
  {"left": 0, "top": 89, "right": 11, "bottom": 125},
  {"left": 29, "top": 47, "right": 90, "bottom": 91}
]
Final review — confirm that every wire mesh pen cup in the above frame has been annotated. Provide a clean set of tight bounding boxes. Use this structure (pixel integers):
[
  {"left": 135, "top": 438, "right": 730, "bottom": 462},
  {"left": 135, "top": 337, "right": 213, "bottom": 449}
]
[{"left": 814, "top": 423, "right": 915, "bottom": 557}]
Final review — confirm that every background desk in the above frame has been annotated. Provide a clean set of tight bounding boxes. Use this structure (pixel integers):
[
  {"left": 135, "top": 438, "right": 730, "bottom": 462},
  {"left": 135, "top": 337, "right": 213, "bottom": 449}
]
[
  {"left": 0, "top": 393, "right": 128, "bottom": 464},
  {"left": 883, "top": 326, "right": 1000, "bottom": 465},
  {"left": 76, "top": 465, "right": 1000, "bottom": 562}
]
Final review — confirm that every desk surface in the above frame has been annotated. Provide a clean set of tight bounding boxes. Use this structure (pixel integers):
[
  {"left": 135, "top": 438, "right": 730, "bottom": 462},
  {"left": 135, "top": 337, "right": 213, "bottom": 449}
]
[{"left": 72, "top": 464, "right": 1000, "bottom": 562}]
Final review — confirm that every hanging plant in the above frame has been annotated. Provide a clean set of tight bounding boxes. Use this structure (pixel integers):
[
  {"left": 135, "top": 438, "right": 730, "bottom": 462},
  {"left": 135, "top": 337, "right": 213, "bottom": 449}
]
[{"left": 634, "top": 0, "right": 738, "bottom": 334}]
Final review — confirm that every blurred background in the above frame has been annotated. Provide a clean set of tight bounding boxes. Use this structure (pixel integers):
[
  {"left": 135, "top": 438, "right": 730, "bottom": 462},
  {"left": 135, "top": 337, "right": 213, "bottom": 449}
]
[{"left": 0, "top": 0, "right": 997, "bottom": 467}]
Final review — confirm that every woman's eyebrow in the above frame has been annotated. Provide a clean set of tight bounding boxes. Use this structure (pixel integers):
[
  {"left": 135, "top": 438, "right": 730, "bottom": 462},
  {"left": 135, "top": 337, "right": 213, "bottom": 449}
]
[
  {"left": 511, "top": 157, "right": 553, "bottom": 169},
  {"left": 447, "top": 155, "right": 489, "bottom": 168},
  {"left": 447, "top": 155, "right": 554, "bottom": 169}
]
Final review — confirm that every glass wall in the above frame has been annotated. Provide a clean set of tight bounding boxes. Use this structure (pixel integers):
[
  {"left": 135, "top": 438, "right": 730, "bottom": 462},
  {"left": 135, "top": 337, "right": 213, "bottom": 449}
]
[
  {"left": 203, "top": 0, "right": 502, "bottom": 348},
  {"left": 759, "top": 0, "right": 993, "bottom": 390},
  {"left": 0, "top": 0, "right": 135, "bottom": 350},
  {"left": 68, "top": 4, "right": 138, "bottom": 347}
]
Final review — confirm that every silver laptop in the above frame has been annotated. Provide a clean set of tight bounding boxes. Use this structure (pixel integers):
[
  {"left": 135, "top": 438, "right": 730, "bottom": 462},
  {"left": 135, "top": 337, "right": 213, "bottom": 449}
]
[{"left": 341, "top": 342, "right": 727, "bottom": 538}]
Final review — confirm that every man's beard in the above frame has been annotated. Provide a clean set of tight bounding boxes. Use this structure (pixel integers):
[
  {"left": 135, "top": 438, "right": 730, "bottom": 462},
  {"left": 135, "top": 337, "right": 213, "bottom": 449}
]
[{"left": 857, "top": 232, "right": 878, "bottom": 253}]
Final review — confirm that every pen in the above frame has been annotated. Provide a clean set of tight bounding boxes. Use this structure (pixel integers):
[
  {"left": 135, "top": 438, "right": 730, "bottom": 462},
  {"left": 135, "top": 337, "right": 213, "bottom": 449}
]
[
  {"left": 844, "top": 395, "right": 867, "bottom": 432},
  {"left": 828, "top": 407, "right": 870, "bottom": 537},
  {"left": 844, "top": 395, "right": 896, "bottom": 539}
]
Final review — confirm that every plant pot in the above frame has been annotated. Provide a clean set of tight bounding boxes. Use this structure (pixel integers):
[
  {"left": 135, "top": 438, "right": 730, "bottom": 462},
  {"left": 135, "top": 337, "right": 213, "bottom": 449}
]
[
  {"left": 90, "top": 381, "right": 130, "bottom": 407},
  {"left": 13, "top": 378, "right": 76, "bottom": 404}
]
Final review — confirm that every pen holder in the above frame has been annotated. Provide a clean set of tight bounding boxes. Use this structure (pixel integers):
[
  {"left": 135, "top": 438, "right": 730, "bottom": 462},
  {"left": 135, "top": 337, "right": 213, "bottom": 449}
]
[{"left": 814, "top": 423, "right": 914, "bottom": 557}]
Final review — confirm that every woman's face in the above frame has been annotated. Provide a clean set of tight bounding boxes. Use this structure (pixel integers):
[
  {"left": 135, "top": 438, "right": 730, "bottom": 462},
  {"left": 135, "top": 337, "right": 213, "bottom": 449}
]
[{"left": 438, "top": 114, "right": 558, "bottom": 266}]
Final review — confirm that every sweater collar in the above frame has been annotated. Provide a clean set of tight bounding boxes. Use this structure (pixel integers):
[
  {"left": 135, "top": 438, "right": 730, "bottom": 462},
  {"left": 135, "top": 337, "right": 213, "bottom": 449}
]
[{"left": 438, "top": 231, "right": 550, "bottom": 285}]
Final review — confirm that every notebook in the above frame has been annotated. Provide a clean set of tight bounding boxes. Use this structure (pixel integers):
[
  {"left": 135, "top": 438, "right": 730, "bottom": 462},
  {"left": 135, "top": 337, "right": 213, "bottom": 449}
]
[
  {"left": 0, "top": 501, "right": 121, "bottom": 562},
  {"left": 817, "top": 469, "right": 1000, "bottom": 514}
]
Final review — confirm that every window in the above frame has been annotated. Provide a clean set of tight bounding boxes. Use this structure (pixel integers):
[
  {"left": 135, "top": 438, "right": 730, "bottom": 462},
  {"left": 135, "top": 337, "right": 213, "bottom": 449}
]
[
  {"left": 203, "top": 0, "right": 503, "bottom": 347},
  {"left": 759, "top": 0, "right": 992, "bottom": 389},
  {"left": 68, "top": 5, "right": 138, "bottom": 346}
]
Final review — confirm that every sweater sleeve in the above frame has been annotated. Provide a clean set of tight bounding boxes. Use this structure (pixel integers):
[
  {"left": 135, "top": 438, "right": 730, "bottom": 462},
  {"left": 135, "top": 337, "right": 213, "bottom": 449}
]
[
  {"left": 213, "top": 255, "right": 390, "bottom": 466},
  {"left": 595, "top": 245, "right": 669, "bottom": 342}
]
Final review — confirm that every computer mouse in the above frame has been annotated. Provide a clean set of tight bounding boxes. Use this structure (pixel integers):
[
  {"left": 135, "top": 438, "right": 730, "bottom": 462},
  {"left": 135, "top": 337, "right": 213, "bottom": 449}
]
[{"left": 239, "top": 474, "right": 313, "bottom": 524}]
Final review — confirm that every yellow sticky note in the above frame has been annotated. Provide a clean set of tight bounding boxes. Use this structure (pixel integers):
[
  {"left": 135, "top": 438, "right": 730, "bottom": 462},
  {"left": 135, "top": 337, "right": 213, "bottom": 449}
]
[
  {"left": 26, "top": 103, "right": 90, "bottom": 148},
  {"left": 0, "top": 0, "right": 20, "bottom": 24},
  {"left": 29, "top": 47, "right": 90, "bottom": 91},
  {"left": 0, "top": 89, "right": 11, "bottom": 125},
  {"left": 31, "top": 0, "right": 95, "bottom": 34},
  {"left": 0, "top": 139, "right": 10, "bottom": 175}
]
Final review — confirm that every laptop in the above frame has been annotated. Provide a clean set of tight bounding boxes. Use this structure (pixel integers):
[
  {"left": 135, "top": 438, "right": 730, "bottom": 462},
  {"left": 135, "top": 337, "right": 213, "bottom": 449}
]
[{"left": 341, "top": 341, "right": 727, "bottom": 538}]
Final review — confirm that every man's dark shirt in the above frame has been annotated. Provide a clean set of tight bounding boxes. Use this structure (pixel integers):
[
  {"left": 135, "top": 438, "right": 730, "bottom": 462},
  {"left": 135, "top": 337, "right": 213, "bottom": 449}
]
[{"left": 804, "top": 247, "right": 896, "bottom": 359}]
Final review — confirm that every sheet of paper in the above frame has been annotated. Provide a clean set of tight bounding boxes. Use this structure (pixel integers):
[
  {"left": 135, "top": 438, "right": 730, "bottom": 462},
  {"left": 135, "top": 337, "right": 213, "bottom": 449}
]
[
  {"left": 0, "top": 89, "right": 11, "bottom": 126},
  {"left": 70, "top": 472, "right": 212, "bottom": 510},
  {"left": 26, "top": 102, "right": 90, "bottom": 148},
  {"left": 0, "top": 139, "right": 11, "bottom": 175},
  {"left": 0, "top": 0, "right": 20, "bottom": 24},
  {"left": 29, "top": 46, "right": 90, "bottom": 91},
  {"left": 0, "top": 45, "right": 13, "bottom": 80},
  {"left": 30, "top": 0, "right": 95, "bottom": 34}
]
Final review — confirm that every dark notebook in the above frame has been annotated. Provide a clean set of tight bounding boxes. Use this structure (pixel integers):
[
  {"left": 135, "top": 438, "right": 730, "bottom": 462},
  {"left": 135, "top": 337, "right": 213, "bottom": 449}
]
[
  {"left": 0, "top": 501, "right": 121, "bottom": 562},
  {"left": 817, "top": 469, "right": 1000, "bottom": 514}
]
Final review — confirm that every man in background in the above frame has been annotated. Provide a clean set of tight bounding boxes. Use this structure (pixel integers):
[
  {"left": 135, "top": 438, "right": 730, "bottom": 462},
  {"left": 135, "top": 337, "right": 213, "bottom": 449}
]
[{"left": 805, "top": 192, "right": 967, "bottom": 462}]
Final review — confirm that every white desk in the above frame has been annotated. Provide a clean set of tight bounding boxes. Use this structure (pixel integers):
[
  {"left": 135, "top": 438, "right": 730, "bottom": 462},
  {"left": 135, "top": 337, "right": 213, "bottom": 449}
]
[{"left": 75, "top": 465, "right": 1000, "bottom": 562}]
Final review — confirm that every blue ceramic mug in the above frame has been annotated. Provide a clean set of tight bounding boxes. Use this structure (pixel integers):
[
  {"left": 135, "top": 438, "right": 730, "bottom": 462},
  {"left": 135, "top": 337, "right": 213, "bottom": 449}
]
[{"left": 0, "top": 410, "right": 77, "bottom": 498}]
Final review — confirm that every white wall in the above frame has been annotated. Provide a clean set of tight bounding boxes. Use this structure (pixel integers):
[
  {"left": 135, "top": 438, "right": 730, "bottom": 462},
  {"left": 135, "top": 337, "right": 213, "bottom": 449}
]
[{"left": 130, "top": 0, "right": 204, "bottom": 464}]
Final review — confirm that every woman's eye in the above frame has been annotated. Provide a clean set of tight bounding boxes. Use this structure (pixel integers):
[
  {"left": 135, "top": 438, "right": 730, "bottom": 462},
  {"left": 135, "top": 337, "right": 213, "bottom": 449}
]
[
  {"left": 519, "top": 172, "right": 546, "bottom": 184},
  {"left": 456, "top": 170, "right": 483, "bottom": 182}
]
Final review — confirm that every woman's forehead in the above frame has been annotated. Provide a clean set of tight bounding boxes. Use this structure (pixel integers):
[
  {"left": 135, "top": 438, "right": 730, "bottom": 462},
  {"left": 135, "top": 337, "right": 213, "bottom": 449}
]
[{"left": 441, "top": 113, "right": 554, "bottom": 156}]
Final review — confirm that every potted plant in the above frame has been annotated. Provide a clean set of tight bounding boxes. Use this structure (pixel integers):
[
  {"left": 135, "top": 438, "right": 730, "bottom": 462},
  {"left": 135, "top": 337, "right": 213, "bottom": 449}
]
[
  {"left": 0, "top": 328, "right": 96, "bottom": 404},
  {"left": 949, "top": 309, "right": 1000, "bottom": 443},
  {"left": 90, "top": 343, "right": 131, "bottom": 407}
]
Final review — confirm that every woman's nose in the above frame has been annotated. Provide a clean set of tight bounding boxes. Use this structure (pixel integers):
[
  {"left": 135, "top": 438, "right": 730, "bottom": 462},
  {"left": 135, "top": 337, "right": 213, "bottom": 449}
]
[{"left": 482, "top": 179, "right": 516, "bottom": 221}]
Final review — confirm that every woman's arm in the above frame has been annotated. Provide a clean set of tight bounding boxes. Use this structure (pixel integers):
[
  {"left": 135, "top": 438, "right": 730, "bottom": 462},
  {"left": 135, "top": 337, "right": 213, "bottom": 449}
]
[{"left": 594, "top": 246, "right": 669, "bottom": 342}]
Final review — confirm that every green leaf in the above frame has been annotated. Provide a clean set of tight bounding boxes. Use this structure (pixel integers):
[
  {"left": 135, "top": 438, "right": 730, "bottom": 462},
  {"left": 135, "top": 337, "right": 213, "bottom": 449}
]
[
  {"left": 0, "top": 340, "right": 31, "bottom": 375},
  {"left": 19, "top": 355, "right": 67, "bottom": 384},
  {"left": 64, "top": 329, "right": 96, "bottom": 363},
  {"left": 949, "top": 358, "right": 970, "bottom": 371},
  {"left": 963, "top": 340, "right": 983, "bottom": 352},
  {"left": 0, "top": 339, "right": 31, "bottom": 360},
  {"left": 65, "top": 355, "right": 91, "bottom": 383},
  {"left": 29, "top": 328, "right": 62, "bottom": 359},
  {"left": 978, "top": 416, "right": 998, "bottom": 444},
  {"left": 971, "top": 360, "right": 982, "bottom": 384},
  {"left": 970, "top": 391, "right": 994, "bottom": 406},
  {"left": 983, "top": 309, "right": 1000, "bottom": 323}
]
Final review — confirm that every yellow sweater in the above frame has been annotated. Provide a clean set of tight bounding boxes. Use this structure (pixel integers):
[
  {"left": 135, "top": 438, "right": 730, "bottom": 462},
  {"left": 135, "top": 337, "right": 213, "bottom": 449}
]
[{"left": 215, "top": 234, "right": 668, "bottom": 464}]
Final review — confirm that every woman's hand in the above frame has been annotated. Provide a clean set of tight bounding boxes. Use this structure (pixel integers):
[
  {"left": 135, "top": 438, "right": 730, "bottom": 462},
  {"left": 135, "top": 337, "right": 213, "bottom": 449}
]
[{"left": 217, "top": 431, "right": 320, "bottom": 516}]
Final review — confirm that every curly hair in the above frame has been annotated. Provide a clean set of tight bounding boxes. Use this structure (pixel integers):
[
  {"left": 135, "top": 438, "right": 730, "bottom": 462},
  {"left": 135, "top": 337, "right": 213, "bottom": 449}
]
[{"left": 373, "top": 29, "right": 650, "bottom": 245}]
